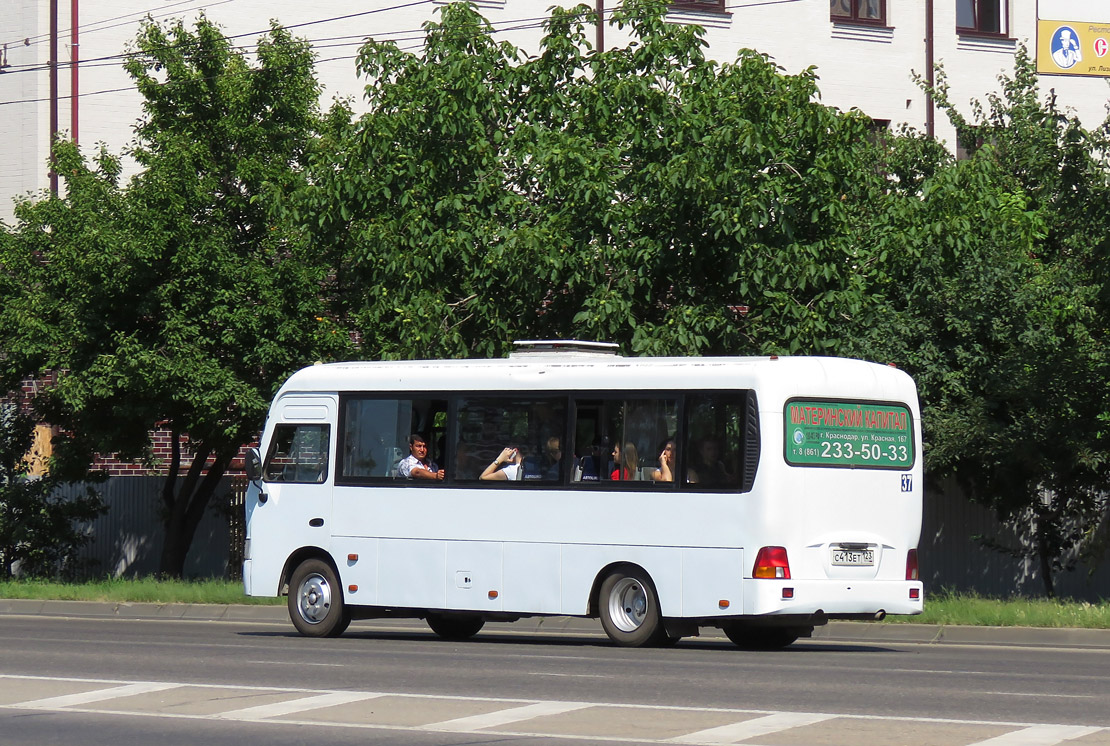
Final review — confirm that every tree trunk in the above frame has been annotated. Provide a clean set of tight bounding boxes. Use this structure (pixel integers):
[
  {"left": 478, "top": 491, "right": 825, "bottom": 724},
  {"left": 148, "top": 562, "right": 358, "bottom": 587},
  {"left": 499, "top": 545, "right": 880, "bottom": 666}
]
[
  {"left": 1037, "top": 526, "right": 1055, "bottom": 598},
  {"left": 158, "top": 445, "right": 231, "bottom": 578}
]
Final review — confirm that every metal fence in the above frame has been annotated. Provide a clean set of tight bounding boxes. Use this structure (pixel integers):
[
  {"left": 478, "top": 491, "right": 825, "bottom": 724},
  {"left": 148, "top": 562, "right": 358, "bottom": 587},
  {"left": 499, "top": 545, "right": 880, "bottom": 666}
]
[
  {"left": 54, "top": 476, "right": 238, "bottom": 579},
  {"left": 921, "top": 480, "right": 1110, "bottom": 600}
]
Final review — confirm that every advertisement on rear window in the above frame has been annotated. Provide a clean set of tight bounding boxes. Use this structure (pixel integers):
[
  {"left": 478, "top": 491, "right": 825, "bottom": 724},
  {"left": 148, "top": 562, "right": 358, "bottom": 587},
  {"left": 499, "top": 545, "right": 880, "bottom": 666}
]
[{"left": 784, "top": 399, "right": 913, "bottom": 469}]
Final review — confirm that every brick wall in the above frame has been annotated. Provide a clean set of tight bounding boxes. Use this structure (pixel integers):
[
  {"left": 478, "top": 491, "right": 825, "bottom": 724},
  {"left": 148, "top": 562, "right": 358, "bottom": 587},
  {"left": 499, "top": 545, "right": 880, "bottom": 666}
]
[
  {"left": 90, "top": 430, "right": 252, "bottom": 478},
  {"left": 6, "top": 376, "right": 251, "bottom": 477}
]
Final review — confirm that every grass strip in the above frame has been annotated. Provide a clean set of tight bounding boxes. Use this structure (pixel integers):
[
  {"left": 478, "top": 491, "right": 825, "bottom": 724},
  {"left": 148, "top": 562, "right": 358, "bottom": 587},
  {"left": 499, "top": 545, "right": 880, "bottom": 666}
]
[
  {"left": 0, "top": 578, "right": 282, "bottom": 605},
  {"left": 887, "top": 590, "right": 1110, "bottom": 629}
]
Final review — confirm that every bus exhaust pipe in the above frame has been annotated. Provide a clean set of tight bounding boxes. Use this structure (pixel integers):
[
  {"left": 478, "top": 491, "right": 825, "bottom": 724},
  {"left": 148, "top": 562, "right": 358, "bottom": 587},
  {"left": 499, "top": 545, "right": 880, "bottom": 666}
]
[{"left": 874, "top": 610, "right": 886, "bottom": 621}]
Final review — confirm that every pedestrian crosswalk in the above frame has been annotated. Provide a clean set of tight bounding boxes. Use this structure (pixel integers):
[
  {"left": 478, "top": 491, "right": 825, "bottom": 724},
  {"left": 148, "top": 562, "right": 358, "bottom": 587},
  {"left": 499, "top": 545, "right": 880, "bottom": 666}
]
[{"left": 2, "top": 674, "right": 1107, "bottom": 745}]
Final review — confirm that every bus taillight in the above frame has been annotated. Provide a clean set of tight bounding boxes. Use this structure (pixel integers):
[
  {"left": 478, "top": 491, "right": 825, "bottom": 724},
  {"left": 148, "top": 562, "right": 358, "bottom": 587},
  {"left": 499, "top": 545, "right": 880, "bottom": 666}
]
[
  {"left": 753, "top": 546, "right": 791, "bottom": 579},
  {"left": 906, "top": 549, "right": 919, "bottom": 580}
]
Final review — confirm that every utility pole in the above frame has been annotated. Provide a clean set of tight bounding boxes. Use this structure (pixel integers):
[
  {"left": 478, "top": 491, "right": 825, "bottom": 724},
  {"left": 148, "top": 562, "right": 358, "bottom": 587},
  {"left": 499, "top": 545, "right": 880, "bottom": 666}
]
[
  {"left": 925, "top": 0, "right": 935, "bottom": 139},
  {"left": 49, "top": 0, "right": 59, "bottom": 194},
  {"left": 596, "top": 0, "right": 604, "bottom": 53},
  {"left": 71, "top": 0, "right": 79, "bottom": 145}
]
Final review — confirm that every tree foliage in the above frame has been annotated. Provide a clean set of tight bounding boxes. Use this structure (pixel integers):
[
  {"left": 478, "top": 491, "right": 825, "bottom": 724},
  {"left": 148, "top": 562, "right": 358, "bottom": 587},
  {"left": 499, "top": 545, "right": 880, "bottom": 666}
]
[
  {"left": 0, "top": 17, "right": 344, "bottom": 577},
  {"left": 858, "top": 50, "right": 1110, "bottom": 595},
  {"left": 289, "top": 0, "right": 884, "bottom": 359},
  {"left": 0, "top": 410, "right": 105, "bottom": 579}
]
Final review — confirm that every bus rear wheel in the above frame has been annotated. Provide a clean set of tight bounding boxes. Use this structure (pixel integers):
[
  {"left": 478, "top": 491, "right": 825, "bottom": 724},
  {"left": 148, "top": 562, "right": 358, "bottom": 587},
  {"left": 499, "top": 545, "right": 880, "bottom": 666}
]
[
  {"left": 288, "top": 559, "right": 351, "bottom": 638},
  {"left": 721, "top": 624, "right": 801, "bottom": 650},
  {"left": 426, "top": 613, "right": 485, "bottom": 640},
  {"left": 598, "top": 567, "right": 666, "bottom": 647}
]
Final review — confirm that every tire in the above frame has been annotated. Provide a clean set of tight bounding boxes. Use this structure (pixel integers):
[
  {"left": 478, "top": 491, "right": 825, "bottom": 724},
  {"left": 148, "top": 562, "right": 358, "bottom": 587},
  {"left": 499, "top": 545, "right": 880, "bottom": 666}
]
[
  {"left": 426, "top": 613, "right": 485, "bottom": 640},
  {"left": 722, "top": 623, "right": 801, "bottom": 650},
  {"left": 288, "top": 558, "right": 351, "bottom": 638},
  {"left": 598, "top": 566, "right": 666, "bottom": 647}
]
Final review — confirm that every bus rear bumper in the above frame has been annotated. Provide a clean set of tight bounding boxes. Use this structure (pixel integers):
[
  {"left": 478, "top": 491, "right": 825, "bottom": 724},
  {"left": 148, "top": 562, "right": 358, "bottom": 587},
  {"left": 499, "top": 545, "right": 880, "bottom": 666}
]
[{"left": 745, "top": 579, "right": 924, "bottom": 618}]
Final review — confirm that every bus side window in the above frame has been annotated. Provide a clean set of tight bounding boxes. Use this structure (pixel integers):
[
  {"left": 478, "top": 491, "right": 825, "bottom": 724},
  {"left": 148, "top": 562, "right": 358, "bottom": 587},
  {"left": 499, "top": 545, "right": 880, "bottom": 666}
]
[
  {"left": 572, "top": 398, "right": 677, "bottom": 486},
  {"left": 683, "top": 393, "right": 754, "bottom": 490},
  {"left": 454, "top": 397, "right": 566, "bottom": 484},
  {"left": 339, "top": 397, "right": 447, "bottom": 481},
  {"left": 263, "top": 424, "right": 331, "bottom": 484}
]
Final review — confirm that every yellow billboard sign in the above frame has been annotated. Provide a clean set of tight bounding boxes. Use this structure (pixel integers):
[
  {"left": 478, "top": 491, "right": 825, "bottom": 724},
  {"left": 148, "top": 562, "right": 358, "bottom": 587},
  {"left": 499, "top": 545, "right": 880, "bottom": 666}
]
[{"left": 1037, "top": 20, "right": 1110, "bottom": 76}]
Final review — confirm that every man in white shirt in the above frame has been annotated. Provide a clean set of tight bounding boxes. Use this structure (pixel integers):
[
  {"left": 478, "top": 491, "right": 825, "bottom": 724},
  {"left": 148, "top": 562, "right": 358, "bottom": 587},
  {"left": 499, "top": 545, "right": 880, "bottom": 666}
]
[{"left": 398, "top": 434, "right": 445, "bottom": 480}]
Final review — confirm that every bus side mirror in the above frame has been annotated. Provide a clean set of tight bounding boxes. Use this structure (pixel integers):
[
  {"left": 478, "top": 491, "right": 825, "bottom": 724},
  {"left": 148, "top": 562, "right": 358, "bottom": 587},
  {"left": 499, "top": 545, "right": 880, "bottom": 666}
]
[{"left": 245, "top": 447, "right": 263, "bottom": 482}]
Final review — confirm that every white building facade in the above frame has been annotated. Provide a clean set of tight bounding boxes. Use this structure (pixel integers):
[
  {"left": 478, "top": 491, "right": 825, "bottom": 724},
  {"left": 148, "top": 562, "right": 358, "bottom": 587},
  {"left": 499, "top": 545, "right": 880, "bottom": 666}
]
[{"left": 2, "top": 0, "right": 1108, "bottom": 224}]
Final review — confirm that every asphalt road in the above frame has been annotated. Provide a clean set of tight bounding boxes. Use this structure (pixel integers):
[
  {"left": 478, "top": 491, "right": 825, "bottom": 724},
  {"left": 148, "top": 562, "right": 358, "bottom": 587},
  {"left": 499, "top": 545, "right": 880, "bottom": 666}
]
[{"left": 2, "top": 603, "right": 1109, "bottom": 745}]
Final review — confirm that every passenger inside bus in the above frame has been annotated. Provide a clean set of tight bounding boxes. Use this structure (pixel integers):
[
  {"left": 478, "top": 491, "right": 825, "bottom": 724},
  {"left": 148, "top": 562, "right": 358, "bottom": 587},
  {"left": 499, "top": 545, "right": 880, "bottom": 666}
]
[
  {"left": 523, "top": 435, "right": 563, "bottom": 481},
  {"left": 398, "top": 434, "right": 445, "bottom": 481},
  {"left": 610, "top": 442, "right": 639, "bottom": 480},
  {"left": 481, "top": 446, "right": 523, "bottom": 480},
  {"left": 651, "top": 439, "right": 677, "bottom": 482},
  {"left": 689, "top": 437, "right": 732, "bottom": 486}
]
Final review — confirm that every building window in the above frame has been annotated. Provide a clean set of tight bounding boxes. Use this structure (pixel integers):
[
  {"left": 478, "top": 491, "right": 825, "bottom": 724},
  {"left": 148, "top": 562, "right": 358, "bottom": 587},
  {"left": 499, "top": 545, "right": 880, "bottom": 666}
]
[
  {"left": 957, "top": 0, "right": 1007, "bottom": 36},
  {"left": 830, "top": 0, "right": 886, "bottom": 25},
  {"left": 670, "top": 0, "right": 727, "bottom": 13}
]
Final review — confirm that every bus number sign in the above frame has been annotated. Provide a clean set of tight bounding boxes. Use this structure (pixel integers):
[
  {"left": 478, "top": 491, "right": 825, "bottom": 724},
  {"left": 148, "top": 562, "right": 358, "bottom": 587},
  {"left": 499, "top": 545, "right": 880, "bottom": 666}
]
[{"left": 785, "top": 400, "right": 913, "bottom": 469}]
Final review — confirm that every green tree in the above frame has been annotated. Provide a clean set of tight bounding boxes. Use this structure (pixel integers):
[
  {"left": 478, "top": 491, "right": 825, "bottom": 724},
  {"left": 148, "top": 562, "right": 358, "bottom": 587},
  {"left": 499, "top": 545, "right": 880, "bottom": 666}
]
[
  {"left": 0, "top": 18, "right": 345, "bottom": 577},
  {"left": 0, "top": 410, "right": 105, "bottom": 579},
  {"left": 291, "top": 0, "right": 884, "bottom": 360},
  {"left": 859, "top": 53, "right": 1110, "bottom": 596}
]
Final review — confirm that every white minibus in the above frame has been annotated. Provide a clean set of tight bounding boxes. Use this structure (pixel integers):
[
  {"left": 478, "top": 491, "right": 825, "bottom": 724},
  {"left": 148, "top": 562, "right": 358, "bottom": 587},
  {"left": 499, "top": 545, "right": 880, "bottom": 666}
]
[{"left": 243, "top": 342, "right": 923, "bottom": 648}]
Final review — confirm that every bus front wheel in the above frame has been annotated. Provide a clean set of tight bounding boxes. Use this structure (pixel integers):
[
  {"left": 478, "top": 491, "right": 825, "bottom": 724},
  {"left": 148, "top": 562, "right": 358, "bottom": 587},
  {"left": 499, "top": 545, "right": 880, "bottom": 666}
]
[
  {"left": 598, "top": 567, "right": 666, "bottom": 647},
  {"left": 288, "top": 559, "right": 351, "bottom": 638}
]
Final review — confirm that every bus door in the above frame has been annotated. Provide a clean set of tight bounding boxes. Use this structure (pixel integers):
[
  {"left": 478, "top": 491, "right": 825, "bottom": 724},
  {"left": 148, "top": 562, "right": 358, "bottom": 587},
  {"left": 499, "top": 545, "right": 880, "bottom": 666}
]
[{"left": 246, "top": 396, "right": 336, "bottom": 595}]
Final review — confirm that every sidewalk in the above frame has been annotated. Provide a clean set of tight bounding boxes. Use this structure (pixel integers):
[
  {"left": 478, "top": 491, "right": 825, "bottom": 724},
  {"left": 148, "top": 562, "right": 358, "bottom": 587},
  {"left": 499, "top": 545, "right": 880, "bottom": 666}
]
[{"left": 3, "top": 597, "right": 1110, "bottom": 648}]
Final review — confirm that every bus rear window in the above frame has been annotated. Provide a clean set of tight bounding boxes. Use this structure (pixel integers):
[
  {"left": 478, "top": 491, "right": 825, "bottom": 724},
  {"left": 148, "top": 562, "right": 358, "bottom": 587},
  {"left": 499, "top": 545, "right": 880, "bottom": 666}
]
[
  {"left": 684, "top": 393, "right": 758, "bottom": 490},
  {"left": 784, "top": 399, "right": 913, "bottom": 469}
]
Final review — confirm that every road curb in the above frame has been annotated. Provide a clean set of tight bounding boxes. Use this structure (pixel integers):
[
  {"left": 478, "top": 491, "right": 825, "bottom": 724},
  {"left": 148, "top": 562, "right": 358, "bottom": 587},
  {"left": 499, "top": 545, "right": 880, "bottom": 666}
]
[{"left": 2, "top": 598, "right": 1109, "bottom": 648}]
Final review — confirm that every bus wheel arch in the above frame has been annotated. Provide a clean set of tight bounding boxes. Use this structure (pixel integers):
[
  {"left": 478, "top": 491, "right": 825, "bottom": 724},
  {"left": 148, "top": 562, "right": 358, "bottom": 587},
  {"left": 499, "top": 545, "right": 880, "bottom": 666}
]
[
  {"left": 279, "top": 546, "right": 332, "bottom": 596},
  {"left": 286, "top": 554, "right": 351, "bottom": 638},
  {"left": 594, "top": 563, "right": 668, "bottom": 647}
]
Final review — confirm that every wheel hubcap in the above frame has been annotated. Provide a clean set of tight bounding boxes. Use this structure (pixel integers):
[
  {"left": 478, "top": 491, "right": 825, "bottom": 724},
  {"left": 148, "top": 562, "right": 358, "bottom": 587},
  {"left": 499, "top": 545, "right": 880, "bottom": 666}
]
[
  {"left": 608, "top": 578, "right": 647, "bottom": 632},
  {"left": 297, "top": 572, "right": 332, "bottom": 624}
]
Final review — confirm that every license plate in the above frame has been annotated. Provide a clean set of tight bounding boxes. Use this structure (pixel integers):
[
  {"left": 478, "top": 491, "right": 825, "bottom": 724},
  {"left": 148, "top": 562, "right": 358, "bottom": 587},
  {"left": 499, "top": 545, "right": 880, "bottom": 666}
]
[{"left": 832, "top": 548, "right": 874, "bottom": 566}]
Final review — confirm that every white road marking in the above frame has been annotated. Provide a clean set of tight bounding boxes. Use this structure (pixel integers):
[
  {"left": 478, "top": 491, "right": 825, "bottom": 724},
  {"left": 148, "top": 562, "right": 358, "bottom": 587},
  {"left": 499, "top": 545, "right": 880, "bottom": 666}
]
[
  {"left": 425, "top": 700, "right": 590, "bottom": 731},
  {"left": 668, "top": 712, "right": 836, "bottom": 744},
  {"left": 2, "top": 673, "right": 1106, "bottom": 746},
  {"left": 244, "top": 660, "right": 345, "bottom": 667},
  {"left": 966, "top": 724, "right": 1104, "bottom": 745},
  {"left": 16, "top": 682, "right": 180, "bottom": 709},
  {"left": 217, "top": 691, "right": 385, "bottom": 720},
  {"left": 976, "top": 691, "right": 1097, "bottom": 700}
]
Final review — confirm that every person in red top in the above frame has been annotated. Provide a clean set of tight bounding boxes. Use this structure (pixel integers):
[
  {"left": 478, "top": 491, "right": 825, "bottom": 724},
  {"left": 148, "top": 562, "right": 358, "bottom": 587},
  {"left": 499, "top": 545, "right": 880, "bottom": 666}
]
[{"left": 610, "top": 441, "right": 639, "bottom": 481}]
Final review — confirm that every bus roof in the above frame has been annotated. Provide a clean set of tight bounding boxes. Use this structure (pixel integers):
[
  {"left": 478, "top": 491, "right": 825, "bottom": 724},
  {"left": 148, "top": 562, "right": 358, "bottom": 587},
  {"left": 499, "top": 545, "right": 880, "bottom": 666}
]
[{"left": 275, "top": 355, "right": 918, "bottom": 413}]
